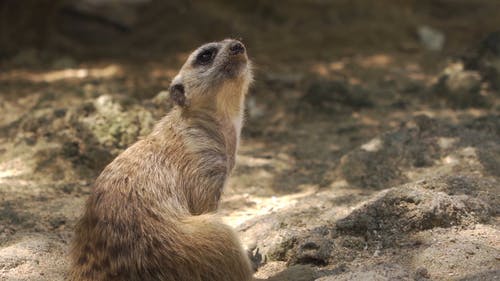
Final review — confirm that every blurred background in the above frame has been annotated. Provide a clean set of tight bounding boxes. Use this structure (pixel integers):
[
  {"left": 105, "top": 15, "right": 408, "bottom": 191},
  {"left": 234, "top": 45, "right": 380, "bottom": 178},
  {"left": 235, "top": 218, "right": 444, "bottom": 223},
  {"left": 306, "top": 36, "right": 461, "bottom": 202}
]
[
  {"left": 0, "top": 1, "right": 499, "bottom": 280},
  {"left": 2, "top": 0, "right": 500, "bottom": 60}
]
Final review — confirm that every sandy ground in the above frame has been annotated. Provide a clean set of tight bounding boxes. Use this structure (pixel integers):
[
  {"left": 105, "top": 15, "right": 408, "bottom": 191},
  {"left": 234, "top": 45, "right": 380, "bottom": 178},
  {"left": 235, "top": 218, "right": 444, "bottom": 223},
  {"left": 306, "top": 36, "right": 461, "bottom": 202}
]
[
  {"left": 1, "top": 2, "right": 500, "bottom": 278},
  {"left": 0, "top": 46, "right": 499, "bottom": 280}
]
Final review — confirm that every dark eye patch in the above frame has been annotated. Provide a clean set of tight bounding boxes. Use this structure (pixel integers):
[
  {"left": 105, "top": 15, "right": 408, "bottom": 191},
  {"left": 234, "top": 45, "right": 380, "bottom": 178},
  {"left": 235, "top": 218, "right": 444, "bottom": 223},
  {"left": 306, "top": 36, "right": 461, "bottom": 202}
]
[{"left": 194, "top": 47, "right": 218, "bottom": 66}]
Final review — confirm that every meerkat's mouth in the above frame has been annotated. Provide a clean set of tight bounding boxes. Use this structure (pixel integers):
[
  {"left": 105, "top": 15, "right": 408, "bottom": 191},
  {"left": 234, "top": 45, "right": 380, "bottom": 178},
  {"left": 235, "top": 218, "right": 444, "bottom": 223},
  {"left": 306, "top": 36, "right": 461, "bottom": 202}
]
[{"left": 222, "top": 57, "right": 248, "bottom": 78}]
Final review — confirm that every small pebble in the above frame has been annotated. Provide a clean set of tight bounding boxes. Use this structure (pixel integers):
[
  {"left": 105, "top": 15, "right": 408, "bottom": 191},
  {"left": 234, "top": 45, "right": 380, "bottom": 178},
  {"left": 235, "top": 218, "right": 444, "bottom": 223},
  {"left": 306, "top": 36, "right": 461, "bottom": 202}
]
[{"left": 415, "top": 267, "right": 430, "bottom": 278}]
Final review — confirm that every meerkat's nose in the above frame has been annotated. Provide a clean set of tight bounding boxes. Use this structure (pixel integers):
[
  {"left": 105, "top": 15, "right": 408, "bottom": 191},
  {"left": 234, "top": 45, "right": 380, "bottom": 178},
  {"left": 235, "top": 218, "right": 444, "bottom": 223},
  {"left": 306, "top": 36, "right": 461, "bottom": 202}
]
[{"left": 229, "top": 41, "right": 245, "bottom": 55}]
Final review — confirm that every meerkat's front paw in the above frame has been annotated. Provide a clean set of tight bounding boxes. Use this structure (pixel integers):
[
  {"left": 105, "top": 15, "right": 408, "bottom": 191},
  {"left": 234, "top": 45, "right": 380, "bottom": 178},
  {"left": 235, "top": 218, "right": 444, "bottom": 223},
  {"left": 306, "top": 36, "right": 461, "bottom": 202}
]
[{"left": 247, "top": 247, "right": 264, "bottom": 272}]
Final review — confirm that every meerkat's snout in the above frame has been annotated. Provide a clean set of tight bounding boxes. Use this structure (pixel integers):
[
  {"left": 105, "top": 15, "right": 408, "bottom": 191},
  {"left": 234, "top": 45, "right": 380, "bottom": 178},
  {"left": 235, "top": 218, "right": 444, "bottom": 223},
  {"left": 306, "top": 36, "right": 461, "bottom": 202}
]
[
  {"left": 223, "top": 40, "right": 249, "bottom": 78},
  {"left": 229, "top": 41, "right": 245, "bottom": 56}
]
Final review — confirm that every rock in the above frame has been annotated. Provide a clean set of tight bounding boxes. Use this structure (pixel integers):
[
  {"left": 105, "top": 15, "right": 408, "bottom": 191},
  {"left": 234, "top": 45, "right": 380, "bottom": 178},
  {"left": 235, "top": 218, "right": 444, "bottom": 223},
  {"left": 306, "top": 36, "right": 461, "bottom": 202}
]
[
  {"left": 266, "top": 230, "right": 301, "bottom": 262},
  {"left": 80, "top": 94, "right": 155, "bottom": 151},
  {"left": 441, "top": 65, "right": 481, "bottom": 93},
  {"left": 413, "top": 267, "right": 431, "bottom": 281},
  {"left": 336, "top": 184, "right": 492, "bottom": 241},
  {"left": 336, "top": 114, "right": 500, "bottom": 188},
  {"left": 290, "top": 227, "right": 333, "bottom": 266},
  {"left": 434, "top": 62, "right": 486, "bottom": 108},
  {"left": 417, "top": 26, "right": 445, "bottom": 51},
  {"left": 9, "top": 94, "right": 156, "bottom": 181},
  {"left": 439, "top": 175, "right": 500, "bottom": 214},
  {"left": 336, "top": 116, "right": 440, "bottom": 188}
]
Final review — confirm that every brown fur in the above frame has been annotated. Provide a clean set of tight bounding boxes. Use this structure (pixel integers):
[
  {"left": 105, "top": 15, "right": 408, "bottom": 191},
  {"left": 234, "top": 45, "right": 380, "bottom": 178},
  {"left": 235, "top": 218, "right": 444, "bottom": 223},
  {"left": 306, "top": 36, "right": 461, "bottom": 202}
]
[{"left": 69, "top": 39, "right": 254, "bottom": 281}]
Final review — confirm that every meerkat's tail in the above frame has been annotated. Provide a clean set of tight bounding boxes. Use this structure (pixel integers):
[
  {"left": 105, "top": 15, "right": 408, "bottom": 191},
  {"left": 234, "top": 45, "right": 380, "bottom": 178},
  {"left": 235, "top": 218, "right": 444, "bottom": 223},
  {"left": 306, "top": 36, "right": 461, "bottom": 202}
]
[
  {"left": 176, "top": 214, "right": 254, "bottom": 281},
  {"left": 69, "top": 211, "right": 253, "bottom": 281}
]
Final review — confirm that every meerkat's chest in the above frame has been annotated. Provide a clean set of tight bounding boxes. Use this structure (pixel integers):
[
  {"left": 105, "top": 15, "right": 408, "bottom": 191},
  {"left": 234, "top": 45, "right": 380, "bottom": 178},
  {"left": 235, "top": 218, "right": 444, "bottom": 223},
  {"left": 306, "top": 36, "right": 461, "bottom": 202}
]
[
  {"left": 232, "top": 98, "right": 246, "bottom": 148},
  {"left": 233, "top": 114, "right": 243, "bottom": 144}
]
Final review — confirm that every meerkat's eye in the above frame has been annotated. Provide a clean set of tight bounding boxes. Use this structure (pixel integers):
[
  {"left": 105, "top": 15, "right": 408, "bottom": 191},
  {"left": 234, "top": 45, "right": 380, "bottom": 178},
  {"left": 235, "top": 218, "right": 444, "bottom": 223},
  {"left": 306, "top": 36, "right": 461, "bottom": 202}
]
[{"left": 195, "top": 47, "right": 217, "bottom": 65}]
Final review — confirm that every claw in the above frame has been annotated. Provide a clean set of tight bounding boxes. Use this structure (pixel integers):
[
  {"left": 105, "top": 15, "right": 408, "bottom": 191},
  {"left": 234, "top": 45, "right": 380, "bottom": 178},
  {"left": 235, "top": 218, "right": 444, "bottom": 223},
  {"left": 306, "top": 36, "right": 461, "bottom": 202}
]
[{"left": 248, "top": 247, "right": 264, "bottom": 272}]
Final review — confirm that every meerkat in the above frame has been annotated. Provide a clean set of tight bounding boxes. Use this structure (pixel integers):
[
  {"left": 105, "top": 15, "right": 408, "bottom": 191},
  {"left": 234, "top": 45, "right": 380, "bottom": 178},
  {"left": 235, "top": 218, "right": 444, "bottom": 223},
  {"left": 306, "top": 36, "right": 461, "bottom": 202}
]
[{"left": 69, "top": 39, "right": 254, "bottom": 281}]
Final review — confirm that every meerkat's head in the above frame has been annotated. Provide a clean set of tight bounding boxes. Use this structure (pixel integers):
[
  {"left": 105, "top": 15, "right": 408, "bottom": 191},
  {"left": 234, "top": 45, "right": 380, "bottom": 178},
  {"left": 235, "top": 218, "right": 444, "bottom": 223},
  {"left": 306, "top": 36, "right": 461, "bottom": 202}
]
[{"left": 169, "top": 39, "right": 253, "bottom": 117}]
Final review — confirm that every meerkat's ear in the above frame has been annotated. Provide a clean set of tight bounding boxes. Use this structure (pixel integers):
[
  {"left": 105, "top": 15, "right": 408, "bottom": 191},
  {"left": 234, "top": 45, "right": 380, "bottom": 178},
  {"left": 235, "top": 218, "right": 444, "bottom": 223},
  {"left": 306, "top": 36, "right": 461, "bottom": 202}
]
[{"left": 169, "top": 83, "right": 187, "bottom": 107}]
